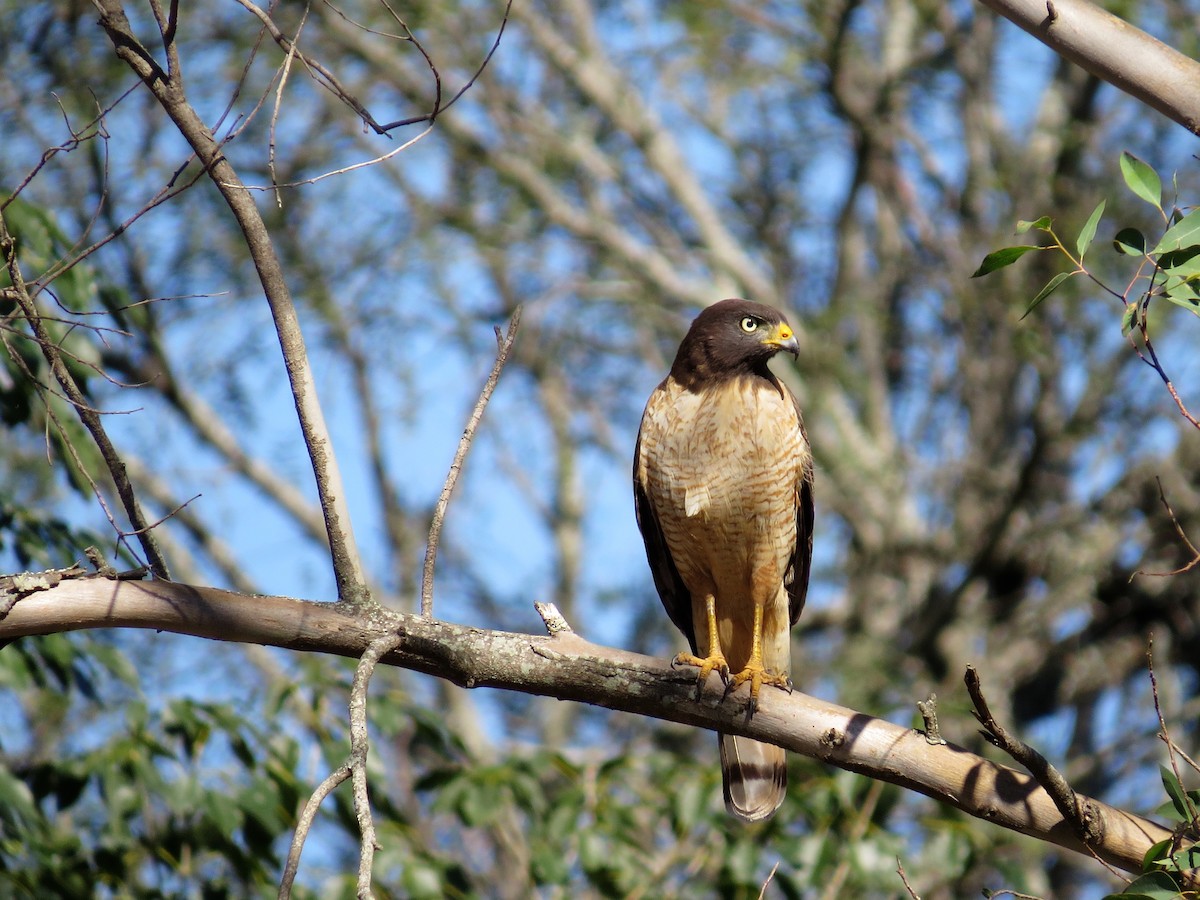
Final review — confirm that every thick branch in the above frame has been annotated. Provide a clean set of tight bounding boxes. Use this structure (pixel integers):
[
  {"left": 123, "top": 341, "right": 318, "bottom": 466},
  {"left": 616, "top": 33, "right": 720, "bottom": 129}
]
[
  {"left": 974, "top": 0, "right": 1200, "bottom": 135},
  {"left": 0, "top": 574, "right": 1178, "bottom": 879}
]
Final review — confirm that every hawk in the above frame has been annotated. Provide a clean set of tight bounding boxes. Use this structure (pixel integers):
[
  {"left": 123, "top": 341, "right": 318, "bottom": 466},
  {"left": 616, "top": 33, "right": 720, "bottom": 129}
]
[{"left": 634, "top": 298, "right": 814, "bottom": 822}]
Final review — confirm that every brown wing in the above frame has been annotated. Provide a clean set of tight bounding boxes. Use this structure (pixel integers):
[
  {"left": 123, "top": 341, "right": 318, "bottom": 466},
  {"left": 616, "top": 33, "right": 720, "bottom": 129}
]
[
  {"left": 632, "top": 393, "right": 697, "bottom": 653},
  {"left": 784, "top": 388, "right": 814, "bottom": 626}
]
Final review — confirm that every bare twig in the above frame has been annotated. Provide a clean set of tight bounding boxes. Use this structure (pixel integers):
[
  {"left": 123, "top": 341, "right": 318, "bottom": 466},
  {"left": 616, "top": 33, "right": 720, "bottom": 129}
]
[
  {"left": 376, "top": 0, "right": 514, "bottom": 132},
  {"left": 896, "top": 859, "right": 922, "bottom": 900},
  {"left": 1177, "top": 746, "right": 1200, "bottom": 777},
  {"left": 1132, "top": 305, "right": 1200, "bottom": 430},
  {"left": 267, "top": 3, "right": 310, "bottom": 207},
  {"left": 965, "top": 666, "right": 1107, "bottom": 851},
  {"left": 235, "top": 124, "right": 434, "bottom": 192},
  {"left": 1132, "top": 478, "right": 1200, "bottom": 578},
  {"left": 1148, "top": 635, "right": 1199, "bottom": 823},
  {"left": 232, "top": 0, "right": 513, "bottom": 137},
  {"left": 349, "top": 632, "right": 403, "bottom": 897},
  {"left": 231, "top": 0, "right": 389, "bottom": 132},
  {"left": 421, "top": 307, "right": 522, "bottom": 617},
  {"left": 0, "top": 212, "right": 170, "bottom": 577},
  {"left": 279, "top": 763, "right": 351, "bottom": 899},
  {"left": 2, "top": 86, "right": 130, "bottom": 214},
  {"left": 756, "top": 860, "right": 780, "bottom": 900},
  {"left": 277, "top": 630, "right": 402, "bottom": 898}
]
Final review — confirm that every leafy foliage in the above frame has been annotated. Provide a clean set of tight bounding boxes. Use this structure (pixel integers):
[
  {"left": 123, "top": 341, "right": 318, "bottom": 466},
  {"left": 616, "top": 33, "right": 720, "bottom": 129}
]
[{"left": 976, "top": 152, "right": 1200, "bottom": 334}]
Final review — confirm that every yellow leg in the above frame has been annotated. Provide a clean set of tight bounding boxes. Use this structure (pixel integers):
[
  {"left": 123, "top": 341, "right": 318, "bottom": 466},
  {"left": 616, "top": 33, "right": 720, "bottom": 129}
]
[
  {"left": 672, "top": 593, "right": 729, "bottom": 687},
  {"left": 727, "top": 602, "right": 791, "bottom": 712}
]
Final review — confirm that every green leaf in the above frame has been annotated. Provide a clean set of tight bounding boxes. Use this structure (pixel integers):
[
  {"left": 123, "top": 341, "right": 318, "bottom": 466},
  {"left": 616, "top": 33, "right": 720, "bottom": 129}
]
[
  {"left": 1142, "top": 838, "right": 1173, "bottom": 871},
  {"left": 1076, "top": 200, "right": 1106, "bottom": 259},
  {"left": 1016, "top": 216, "right": 1052, "bottom": 233},
  {"left": 1101, "top": 869, "right": 1185, "bottom": 899},
  {"left": 972, "top": 245, "right": 1041, "bottom": 277},
  {"left": 1152, "top": 207, "right": 1200, "bottom": 255},
  {"left": 1114, "top": 227, "right": 1147, "bottom": 256},
  {"left": 1121, "top": 302, "right": 1140, "bottom": 336},
  {"left": 1162, "top": 285, "right": 1200, "bottom": 318},
  {"left": 1021, "top": 271, "right": 1073, "bottom": 318},
  {"left": 1161, "top": 766, "right": 1196, "bottom": 821},
  {"left": 1120, "top": 152, "right": 1163, "bottom": 210},
  {"left": 1158, "top": 246, "right": 1200, "bottom": 277}
]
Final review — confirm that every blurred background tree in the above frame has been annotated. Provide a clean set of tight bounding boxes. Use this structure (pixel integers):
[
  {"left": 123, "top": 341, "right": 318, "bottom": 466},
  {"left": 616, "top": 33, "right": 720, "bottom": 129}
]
[{"left": 2, "top": 0, "right": 1199, "bottom": 896}]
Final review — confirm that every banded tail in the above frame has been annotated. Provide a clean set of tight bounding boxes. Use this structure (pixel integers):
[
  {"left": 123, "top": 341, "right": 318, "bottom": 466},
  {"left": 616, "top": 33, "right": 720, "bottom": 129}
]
[{"left": 719, "top": 733, "right": 787, "bottom": 822}]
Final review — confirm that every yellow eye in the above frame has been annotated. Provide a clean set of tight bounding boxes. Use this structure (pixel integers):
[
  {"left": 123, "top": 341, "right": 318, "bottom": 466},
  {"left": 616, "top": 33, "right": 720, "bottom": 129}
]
[{"left": 739, "top": 316, "right": 759, "bottom": 333}]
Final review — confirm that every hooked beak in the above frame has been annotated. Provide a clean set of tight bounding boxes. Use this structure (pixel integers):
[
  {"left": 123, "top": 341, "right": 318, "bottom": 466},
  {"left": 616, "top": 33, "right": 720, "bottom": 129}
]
[{"left": 763, "top": 322, "right": 799, "bottom": 356}]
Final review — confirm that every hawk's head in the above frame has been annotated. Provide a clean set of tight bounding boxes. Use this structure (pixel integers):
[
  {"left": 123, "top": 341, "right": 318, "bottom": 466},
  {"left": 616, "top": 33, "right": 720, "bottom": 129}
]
[{"left": 669, "top": 299, "right": 799, "bottom": 389}]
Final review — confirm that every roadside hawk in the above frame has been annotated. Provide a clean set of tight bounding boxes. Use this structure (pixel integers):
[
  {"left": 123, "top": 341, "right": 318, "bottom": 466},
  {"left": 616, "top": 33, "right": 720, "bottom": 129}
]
[{"left": 633, "top": 298, "right": 814, "bottom": 822}]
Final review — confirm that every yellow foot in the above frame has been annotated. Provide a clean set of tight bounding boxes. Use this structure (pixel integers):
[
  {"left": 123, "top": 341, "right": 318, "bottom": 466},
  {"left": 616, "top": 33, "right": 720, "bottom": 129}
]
[
  {"left": 672, "top": 651, "right": 730, "bottom": 690},
  {"left": 727, "top": 663, "right": 792, "bottom": 713}
]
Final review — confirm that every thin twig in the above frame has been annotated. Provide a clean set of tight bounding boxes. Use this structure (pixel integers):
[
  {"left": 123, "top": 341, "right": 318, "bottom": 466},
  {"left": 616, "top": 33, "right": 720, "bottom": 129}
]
[
  {"left": 896, "top": 859, "right": 922, "bottom": 900},
  {"left": 279, "top": 763, "right": 352, "bottom": 899},
  {"left": 377, "top": 0, "right": 513, "bottom": 132},
  {"left": 1177, "top": 746, "right": 1200, "bottom": 777},
  {"left": 2, "top": 86, "right": 130, "bottom": 214},
  {"left": 268, "top": 4, "right": 310, "bottom": 208},
  {"left": 1132, "top": 477, "right": 1200, "bottom": 578},
  {"left": 277, "top": 630, "right": 402, "bottom": 898},
  {"left": 234, "top": 124, "right": 434, "bottom": 192},
  {"left": 1148, "top": 635, "right": 1199, "bottom": 823},
  {"left": 756, "top": 860, "right": 780, "bottom": 900},
  {"left": 349, "top": 632, "right": 402, "bottom": 897},
  {"left": 232, "top": 0, "right": 385, "bottom": 131},
  {"left": 0, "top": 213, "right": 170, "bottom": 577},
  {"left": 1131, "top": 289, "right": 1200, "bottom": 429},
  {"left": 421, "top": 307, "right": 522, "bottom": 617}
]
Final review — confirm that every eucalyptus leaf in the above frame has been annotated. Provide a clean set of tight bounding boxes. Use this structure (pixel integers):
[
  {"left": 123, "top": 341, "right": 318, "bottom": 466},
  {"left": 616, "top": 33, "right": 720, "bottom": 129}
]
[
  {"left": 1152, "top": 207, "right": 1200, "bottom": 255},
  {"left": 1021, "top": 271, "right": 1073, "bottom": 318},
  {"left": 1076, "top": 200, "right": 1106, "bottom": 259},
  {"left": 1120, "top": 152, "right": 1163, "bottom": 210},
  {"left": 1113, "top": 227, "right": 1147, "bottom": 256},
  {"left": 972, "top": 245, "right": 1041, "bottom": 277},
  {"left": 1016, "top": 216, "right": 1052, "bottom": 234}
]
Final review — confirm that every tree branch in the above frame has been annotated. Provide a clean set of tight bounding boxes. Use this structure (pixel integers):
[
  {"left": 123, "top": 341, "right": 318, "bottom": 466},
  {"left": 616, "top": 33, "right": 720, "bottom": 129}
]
[
  {"left": 973, "top": 0, "right": 1200, "bottom": 135},
  {"left": 965, "top": 666, "right": 1105, "bottom": 849},
  {"left": 0, "top": 573, "right": 1182, "bottom": 881},
  {"left": 421, "top": 308, "right": 521, "bottom": 617},
  {"left": 0, "top": 211, "right": 171, "bottom": 578},
  {"left": 92, "top": 0, "right": 370, "bottom": 603}
]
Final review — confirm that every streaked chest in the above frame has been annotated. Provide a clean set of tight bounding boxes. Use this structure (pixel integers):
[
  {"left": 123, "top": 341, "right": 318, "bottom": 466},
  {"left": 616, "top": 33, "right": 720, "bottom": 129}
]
[{"left": 639, "top": 375, "right": 807, "bottom": 524}]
